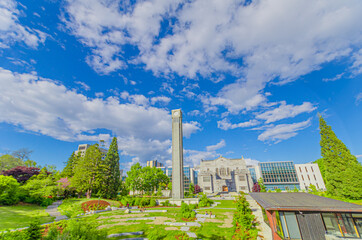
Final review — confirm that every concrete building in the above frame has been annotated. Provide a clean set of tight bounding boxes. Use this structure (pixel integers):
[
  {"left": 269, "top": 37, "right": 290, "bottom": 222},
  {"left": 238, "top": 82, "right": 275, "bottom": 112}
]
[
  {"left": 247, "top": 165, "right": 261, "bottom": 184},
  {"left": 196, "top": 156, "right": 252, "bottom": 194},
  {"left": 74, "top": 144, "right": 107, "bottom": 159},
  {"left": 146, "top": 160, "right": 163, "bottom": 168},
  {"left": 295, "top": 163, "right": 326, "bottom": 190},
  {"left": 259, "top": 161, "right": 300, "bottom": 191}
]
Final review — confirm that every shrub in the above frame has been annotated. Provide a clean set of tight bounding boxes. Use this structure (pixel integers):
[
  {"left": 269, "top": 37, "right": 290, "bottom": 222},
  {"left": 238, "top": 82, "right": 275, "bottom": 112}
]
[
  {"left": 25, "top": 219, "right": 42, "bottom": 240},
  {"left": 180, "top": 202, "right": 196, "bottom": 220},
  {"left": 198, "top": 193, "right": 213, "bottom": 207},
  {"left": 150, "top": 198, "right": 157, "bottom": 207},
  {"left": 175, "top": 232, "right": 191, "bottom": 240},
  {"left": 61, "top": 218, "right": 107, "bottom": 240},
  {"left": 0, "top": 175, "right": 20, "bottom": 205},
  {"left": 161, "top": 200, "right": 170, "bottom": 207},
  {"left": 81, "top": 200, "right": 110, "bottom": 212},
  {"left": 0, "top": 231, "right": 27, "bottom": 240},
  {"left": 2, "top": 166, "right": 40, "bottom": 183}
]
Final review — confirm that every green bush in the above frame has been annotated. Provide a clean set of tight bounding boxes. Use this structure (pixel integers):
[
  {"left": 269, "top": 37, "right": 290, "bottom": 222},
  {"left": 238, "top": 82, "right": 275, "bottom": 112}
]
[
  {"left": 56, "top": 218, "right": 106, "bottom": 240},
  {"left": 180, "top": 202, "right": 196, "bottom": 220},
  {"left": 0, "top": 231, "right": 27, "bottom": 240},
  {"left": 0, "top": 175, "right": 20, "bottom": 205},
  {"left": 161, "top": 200, "right": 170, "bottom": 206},
  {"left": 25, "top": 219, "right": 42, "bottom": 240},
  {"left": 150, "top": 198, "right": 157, "bottom": 207},
  {"left": 198, "top": 193, "right": 213, "bottom": 207}
]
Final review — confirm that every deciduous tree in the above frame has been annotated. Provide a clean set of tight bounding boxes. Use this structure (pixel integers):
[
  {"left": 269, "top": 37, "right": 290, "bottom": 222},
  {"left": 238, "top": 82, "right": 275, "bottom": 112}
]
[
  {"left": 0, "top": 154, "right": 24, "bottom": 172},
  {"left": 2, "top": 166, "right": 40, "bottom": 183}
]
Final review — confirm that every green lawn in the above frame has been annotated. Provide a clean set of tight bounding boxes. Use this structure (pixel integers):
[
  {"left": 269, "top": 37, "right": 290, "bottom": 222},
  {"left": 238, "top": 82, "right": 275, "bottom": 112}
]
[
  {"left": 0, "top": 204, "right": 54, "bottom": 231},
  {"left": 214, "top": 200, "right": 235, "bottom": 208},
  {"left": 58, "top": 198, "right": 121, "bottom": 218}
]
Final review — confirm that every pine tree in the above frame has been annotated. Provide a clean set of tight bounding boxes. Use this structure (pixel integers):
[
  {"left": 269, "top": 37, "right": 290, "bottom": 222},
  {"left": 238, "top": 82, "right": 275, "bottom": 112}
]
[
  {"left": 72, "top": 144, "right": 107, "bottom": 198},
  {"left": 61, "top": 152, "right": 75, "bottom": 178},
  {"left": 319, "top": 116, "right": 362, "bottom": 199},
  {"left": 104, "top": 137, "right": 121, "bottom": 199}
]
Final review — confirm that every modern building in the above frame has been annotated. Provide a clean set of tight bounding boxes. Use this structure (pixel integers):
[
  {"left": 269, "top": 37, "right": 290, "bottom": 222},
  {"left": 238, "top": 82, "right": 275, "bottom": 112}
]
[
  {"left": 247, "top": 165, "right": 261, "bottom": 184},
  {"left": 259, "top": 161, "right": 300, "bottom": 191},
  {"left": 295, "top": 163, "right": 326, "bottom": 191},
  {"left": 250, "top": 192, "right": 362, "bottom": 240},
  {"left": 157, "top": 166, "right": 195, "bottom": 192},
  {"left": 74, "top": 143, "right": 107, "bottom": 159},
  {"left": 196, "top": 156, "right": 252, "bottom": 194},
  {"left": 146, "top": 160, "right": 163, "bottom": 168}
]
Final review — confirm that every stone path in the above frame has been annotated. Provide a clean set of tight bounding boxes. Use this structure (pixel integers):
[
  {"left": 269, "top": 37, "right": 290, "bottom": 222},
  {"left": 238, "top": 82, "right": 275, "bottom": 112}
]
[
  {"left": 45, "top": 200, "right": 68, "bottom": 221},
  {"left": 246, "top": 195, "right": 272, "bottom": 240}
]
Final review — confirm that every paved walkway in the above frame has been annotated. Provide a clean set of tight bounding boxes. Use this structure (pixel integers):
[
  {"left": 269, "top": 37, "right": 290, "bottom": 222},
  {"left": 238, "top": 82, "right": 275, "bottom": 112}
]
[
  {"left": 246, "top": 195, "right": 272, "bottom": 240},
  {"left": 45, "top": 200, "right": 68, "bottom": 221}
]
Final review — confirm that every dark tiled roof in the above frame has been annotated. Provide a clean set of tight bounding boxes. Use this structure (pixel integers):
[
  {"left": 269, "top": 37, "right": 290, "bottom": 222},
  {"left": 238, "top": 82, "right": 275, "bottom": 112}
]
[{"left": 249, "top": 192, "right": 362, "bottom": 212}]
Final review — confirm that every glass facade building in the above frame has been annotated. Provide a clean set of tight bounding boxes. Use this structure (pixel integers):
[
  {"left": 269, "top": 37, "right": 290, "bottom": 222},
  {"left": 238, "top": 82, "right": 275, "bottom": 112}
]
[
  {"left": 259, "top": 161, "right": 300, "bottom": 191},
  {"left": 158, "top": 166, "right": 192, "bottom": 192},
  {"left": 248, "top": 167, "right": 258, "bottom": 184}
]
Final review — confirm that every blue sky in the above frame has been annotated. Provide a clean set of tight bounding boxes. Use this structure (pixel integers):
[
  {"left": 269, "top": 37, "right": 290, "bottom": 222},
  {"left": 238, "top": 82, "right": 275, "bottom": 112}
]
[{"left": 0, "top": 0, "right": 361, "bottom": 171}]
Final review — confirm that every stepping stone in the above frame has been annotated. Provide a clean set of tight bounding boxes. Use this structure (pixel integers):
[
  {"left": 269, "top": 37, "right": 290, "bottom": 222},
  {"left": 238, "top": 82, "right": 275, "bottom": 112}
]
[
  {"left": 126, "top": 217, "right": 156, "bottom": 221},
  {"left": 107, "top": 231, "right": 144, "bottom": 238},
  {"left": 186, "top": 232, "right": 197, "bottom": 238},
  {"left": 180, "top": 227, "right": 190, "bottom": 231},
  {"left": 55, "top": 215, "right": 68, "bottom": 221}
]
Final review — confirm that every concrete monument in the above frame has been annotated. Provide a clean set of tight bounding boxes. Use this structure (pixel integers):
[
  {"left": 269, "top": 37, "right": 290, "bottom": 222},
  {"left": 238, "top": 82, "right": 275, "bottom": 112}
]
[{"left": 171, "top": 109, "right": 184, "bottom": 199}]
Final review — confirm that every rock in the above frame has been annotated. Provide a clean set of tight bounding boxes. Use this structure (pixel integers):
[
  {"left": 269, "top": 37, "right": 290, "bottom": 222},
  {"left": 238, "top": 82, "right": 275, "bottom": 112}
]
[
  {"left": 111, "top": 207, "right": 118, "bottom": 211},
  {"left": 105, "top": 206, "right": 111, "bottom": 211},
  {"left": 125, "top": 209, "right": 130, "bottom": 213}
]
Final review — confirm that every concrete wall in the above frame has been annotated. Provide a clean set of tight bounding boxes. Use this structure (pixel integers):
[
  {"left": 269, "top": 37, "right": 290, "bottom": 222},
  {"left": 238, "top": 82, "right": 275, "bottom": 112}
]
[{"left": 295, "top": 163, "right": 326, "bottom": 190}]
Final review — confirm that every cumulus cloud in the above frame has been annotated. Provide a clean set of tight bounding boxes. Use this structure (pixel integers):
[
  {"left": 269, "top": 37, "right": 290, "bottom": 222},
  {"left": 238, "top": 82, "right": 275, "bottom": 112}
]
[
  {"left": 206, "top": 139, "right": 226, "bottom": 152},
  {"left": 0, "top": 68, "right": 200, "bottom": 163},
  {"left": 150, "top": 96, "right": 171, "bottom": 105},
  {"left": 351, "top": 49, "right": 362, "bottom": 75},
  {"left": 256, "top": 101, "right": 316, "bottom": 123},
  {"left": 0, "top": 0, "right": 47, "bottom": 48},
  {"left": 62, "top": 0, "right": 362, "bottom": 113},
  {"left": 74, "top": 81, "right": 90, "bottom": 91},
  {"left": 244, "top": 158, "right": 259, "bottom": 166},
  {"left": 322, "top": 73, "right": 344, "bottom": 82},
  {"left": 217, "top": 119, "right": 260, "bottom": 130},
  {"left": 257, "top": 118, "right": 311, "bottom": 143}
]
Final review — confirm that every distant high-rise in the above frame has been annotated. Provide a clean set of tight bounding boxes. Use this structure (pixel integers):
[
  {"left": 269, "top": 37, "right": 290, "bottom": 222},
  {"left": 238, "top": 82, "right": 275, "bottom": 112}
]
[
  {"left": 146, "top": 160, "right": 164, "bottom": 168},
  {"left": 74, "top": 144, "right": 107, "bottom": 159}
]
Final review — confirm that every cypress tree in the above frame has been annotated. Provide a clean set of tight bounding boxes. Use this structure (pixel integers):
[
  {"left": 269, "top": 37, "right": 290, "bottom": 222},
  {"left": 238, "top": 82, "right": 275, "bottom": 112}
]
[
  {"left": 61, "top": 152, "right": 75, "bottom": 178},
  {"left": 319, "top": 116, "right": 362, "bottom": 199},
  {"left": 104, "top": 137, "right": 121, "bottom": 199}
]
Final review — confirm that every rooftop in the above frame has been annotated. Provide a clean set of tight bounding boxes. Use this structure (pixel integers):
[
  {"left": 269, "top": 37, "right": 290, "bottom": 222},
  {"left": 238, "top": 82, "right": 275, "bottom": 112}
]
[{"left": 249, "top": 192, "right": 362, "bottom": 213}]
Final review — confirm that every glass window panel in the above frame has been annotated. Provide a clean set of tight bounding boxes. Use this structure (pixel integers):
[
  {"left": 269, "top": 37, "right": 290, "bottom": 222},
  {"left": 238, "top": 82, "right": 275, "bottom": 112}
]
[
  {"left": 284, "top": 212, "right": 301, "bottom": 239},
  {"left": 354, "top": 218, "right": 362, "bottom": 237},
  {"left": 322, "top": 213, "right": 343, "bottom": 237},
  {"left": 337, "top": 213, "right": 358, "bottom": 238}
]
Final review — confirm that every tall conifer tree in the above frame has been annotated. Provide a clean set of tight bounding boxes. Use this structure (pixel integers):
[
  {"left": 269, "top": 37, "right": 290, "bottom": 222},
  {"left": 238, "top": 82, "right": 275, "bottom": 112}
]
[
  {"left": 104, "top": 137, "right": 121, "bottom": 198},
  {"left": 61, "top": 152, "right": 75, "bottom": 177},
  {"left": 319, "top": 116, "right": 362, "bottom": 199}
]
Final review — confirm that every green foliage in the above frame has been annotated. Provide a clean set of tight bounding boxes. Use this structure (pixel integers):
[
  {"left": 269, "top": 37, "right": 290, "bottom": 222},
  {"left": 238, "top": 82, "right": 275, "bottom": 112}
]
[
  {"left": 125, "top": 163, "right": 169, "bottom": 195},
  {"left": 61, "top": 152, "right": 76, "bottom": 178},
  {"left": 0, "top": 230, "right": 27, "bottom": 240},
  {"left": 0, "top": 175, "right": 20, "bottom": 205},
  {"left": 319, "top": 116, "right": 362, "bottom": 199},
  {"left": 0, "top": 154, "right": 24, "bottom": 172},
  {"left": 71, "top": 144, "right": 107, "bottom": 198},
  {"left": 198, "top": 193, "right": 214, "bottom": 207},
  {"left": 232, "top": 192, "right": 259, "bottom": 240},
  {"left": 25, "top": 219, "right": 42, "bottom": 240},
  {"left": 180, "top": 202, "right": 196, "bottom": 220},
  {"left": 103, "top": 137, "right": 121, "bottom": 199},
  {"left": 258, "top": 178, "right": 266, "bottom": 192},
  {"left": 20, "top": 169, "right": 58, "bottom": 206},
  {"left": 189, "top": 183, "right": 195, "bottom": 196}
]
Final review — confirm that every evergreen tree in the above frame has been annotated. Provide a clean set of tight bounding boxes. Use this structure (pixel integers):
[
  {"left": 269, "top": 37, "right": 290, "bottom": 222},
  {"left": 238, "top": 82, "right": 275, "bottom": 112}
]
[
  {"left": 104, "top": 137, "right": 121, "bottom": 199},
  {"left": 61, "top": 152, "right": 75, "bottom": 178},
  {"left": 72, "top": 144, "right": 107, "bottom": 198},
  {"left": 319, "top": 116, "right": 362, "bottom": 199}
]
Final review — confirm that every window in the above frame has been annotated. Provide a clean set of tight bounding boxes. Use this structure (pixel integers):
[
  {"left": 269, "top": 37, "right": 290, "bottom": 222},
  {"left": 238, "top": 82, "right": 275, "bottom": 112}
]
[
  {"left": 322, "top": 213, "right": 343, "bottom": 237},
  {"left": 299, "top": 167, "right": 301, "bottom": 172},
  {"left": 305, "top": 167, "right": 308, "bottom": 172},
  {"left": 203, "top": 176, "right": 211, "bottom": 182},
  {"left": 284, "top": 212, "right": 302, "bottom": 239},
  {"left": 239, "top": 175, "right": 245, "bottom": 181},
  {"left": 301, "top": 175, "right": 304, "bottom": 181},
  {"left": 204, "top": 187, "right": 210, "bottom": 190},
  {"left": 239, "top": 186, "right": 246, "bottom": 190},
  {"left": 307, "top": 175, "right": 310, "bottom": 180},
  {"left": 311, "top": 167, "right": 314, "bottom": 172},
  {"left": 314, "top": 175, "right": 317, "bottom": 181}
]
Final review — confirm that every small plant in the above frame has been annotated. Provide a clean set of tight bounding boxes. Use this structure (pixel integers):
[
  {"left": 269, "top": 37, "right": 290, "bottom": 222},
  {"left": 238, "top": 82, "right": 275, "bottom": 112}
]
[
  {"left": 175, "top": 232, "right": 191, "bottom": 240},
  {"left": 180, "top": 202, "right": 196, "bottom": 220},
  {"left": 198, "top": 193, "right": 213, "bottom": 207},
  {"left": 26, "top": 219, "right": 42, "bottom": 240}
]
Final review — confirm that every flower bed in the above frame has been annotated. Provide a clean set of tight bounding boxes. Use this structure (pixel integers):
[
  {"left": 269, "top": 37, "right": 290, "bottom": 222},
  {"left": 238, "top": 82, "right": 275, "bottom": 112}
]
[{"left": 81, "top": 200, "right": 110, "bottom": 212}]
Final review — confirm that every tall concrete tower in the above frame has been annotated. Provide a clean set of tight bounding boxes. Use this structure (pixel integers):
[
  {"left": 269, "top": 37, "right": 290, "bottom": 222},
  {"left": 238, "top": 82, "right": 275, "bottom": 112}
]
[{"left": 171, "top": 109, "right": 184, "bottom": 199}]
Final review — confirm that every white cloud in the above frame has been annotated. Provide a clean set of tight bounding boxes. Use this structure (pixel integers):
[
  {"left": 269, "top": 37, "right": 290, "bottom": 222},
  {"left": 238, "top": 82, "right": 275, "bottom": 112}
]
[
  {"left": 322, "top": 73, "right": 344, "bottom": 82},
  {"left": 206, "top": 139, "right": 225, "bottom": 152},
  {"left": 217, "top": 118, "right": 260, "bottom": 130},
  {"left": 95, "top": 92, "right": 104, "bottom": 97},
  {"left": 256, "top": 101, "right": 316, "bottom": 123},
  {"left": 62, "top": 0, "right": 362, "bottom": 113},
  {"left": 355, "top": 154, "right": 362, "bottom": 159},
  {"left": 150, "top": 96, "right": 171, "bottom": 105},
  {"left": 244, "top": 158, "right": 259, "bottom": 166},
  {"left": 0, "top": 68, "right": 200, "bottom": 163},
  {"left": 0, "top": 0, "right": 47, "bottom": 48},
  {"left": 351, "top": 49, "right": 362, "bottom": 75},
  {"left": 74, "top": 81, "right": 90, "bottom": 91},
  {"left": 356, "top": 92, "right": 362, "bottom": 105},
  {"left": 257, "top": 118, "right": 311, "bottom": 143}
]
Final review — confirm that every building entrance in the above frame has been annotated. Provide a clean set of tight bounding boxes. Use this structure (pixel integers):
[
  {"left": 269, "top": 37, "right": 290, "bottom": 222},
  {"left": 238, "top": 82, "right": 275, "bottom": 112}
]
[{"left": 222, "top": 185, "right": 228, "bottom": 192}]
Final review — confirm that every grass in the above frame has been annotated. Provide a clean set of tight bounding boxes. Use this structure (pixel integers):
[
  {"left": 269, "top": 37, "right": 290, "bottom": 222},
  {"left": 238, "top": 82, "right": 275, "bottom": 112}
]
[
  {"left": 0, "top": 204, "right": 54, "bottom": 231},
  {"left": 58, "top": 198, "right": 121, "bottom": 217},
  {"left": 214, "top": 200, "right": 235, "bottom": 208}
]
